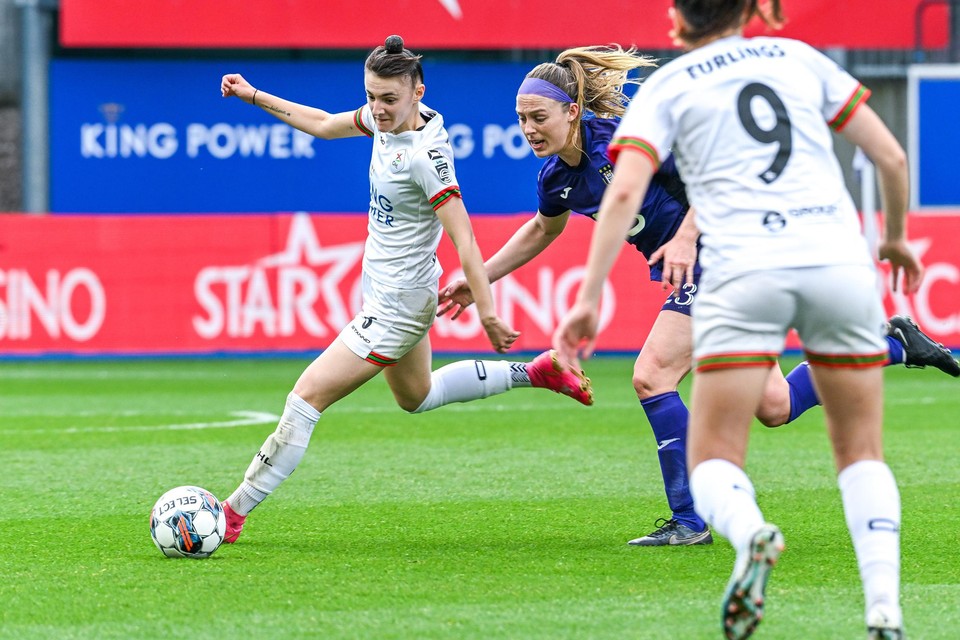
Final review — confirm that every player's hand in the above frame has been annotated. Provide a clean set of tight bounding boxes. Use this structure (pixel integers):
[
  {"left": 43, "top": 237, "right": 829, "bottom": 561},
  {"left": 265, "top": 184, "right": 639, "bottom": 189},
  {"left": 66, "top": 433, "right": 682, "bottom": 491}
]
[
  {"left": 878, "top": 238, "right": 924, "bottom": 294},
  {"left": 481, "top": 316, "right": 520, "bottom": 354},
  {"left": 552, "top": 301, "right": 599, "bottom": 370},
  {"left": 648, "top": 234, "right": 696, "bottom": 291},
  {"left": 437, "top": 278, "right": 474, "bottom": 319},
  {"left": 221, "top": 73, "right": 256, "bottom": 104}
]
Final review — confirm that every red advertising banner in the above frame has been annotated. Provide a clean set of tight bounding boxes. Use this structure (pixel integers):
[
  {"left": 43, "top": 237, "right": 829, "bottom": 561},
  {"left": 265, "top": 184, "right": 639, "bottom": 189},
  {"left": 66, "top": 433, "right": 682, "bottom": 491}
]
[
  {"left": 59, "top": 0, "right": 947, "bottom": 50},
  {"left": 1, "top": 212, "right": 959, "bottom": 357}
]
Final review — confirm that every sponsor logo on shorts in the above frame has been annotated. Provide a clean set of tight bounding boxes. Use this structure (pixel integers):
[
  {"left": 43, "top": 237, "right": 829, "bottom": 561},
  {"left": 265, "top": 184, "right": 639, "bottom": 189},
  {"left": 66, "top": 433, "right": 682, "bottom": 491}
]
[
  {"left": 351, "top": 324, "right": 371, "bottom": 344},
  {"left": 362, "top": 316, "right": 376, "bottom": 329}
]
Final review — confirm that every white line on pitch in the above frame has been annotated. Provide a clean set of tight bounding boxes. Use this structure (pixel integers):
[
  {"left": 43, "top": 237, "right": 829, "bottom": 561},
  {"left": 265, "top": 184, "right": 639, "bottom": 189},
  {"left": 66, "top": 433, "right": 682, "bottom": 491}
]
[{"left": 0, "top": 411, "right": 280, "bottom": 435}]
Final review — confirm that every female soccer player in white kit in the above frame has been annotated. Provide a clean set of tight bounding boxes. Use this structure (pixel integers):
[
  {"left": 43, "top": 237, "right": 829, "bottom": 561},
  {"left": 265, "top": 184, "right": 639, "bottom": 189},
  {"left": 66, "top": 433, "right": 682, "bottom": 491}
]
[
  {"left": 217, "top": 36, "right": 593, "bottom": 545},
  {"left": 553, "top": 2, "right": 922, "bottom": 639}
]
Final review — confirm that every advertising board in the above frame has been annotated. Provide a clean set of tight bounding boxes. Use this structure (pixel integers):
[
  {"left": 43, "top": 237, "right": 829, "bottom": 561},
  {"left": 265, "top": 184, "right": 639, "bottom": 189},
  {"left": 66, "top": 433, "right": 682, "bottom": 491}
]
[{"left": 3, "top": 212, "right": 959, "bottom": 357}]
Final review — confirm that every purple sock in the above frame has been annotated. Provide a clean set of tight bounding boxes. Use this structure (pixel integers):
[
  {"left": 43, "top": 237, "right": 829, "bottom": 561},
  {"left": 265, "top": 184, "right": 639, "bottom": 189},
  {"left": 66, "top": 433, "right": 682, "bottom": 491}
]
[
  {"left": 639, "top": 391, "right": 704, "bottom": 531},
  {"left": 786, "top": 336, "right": 903, "bottom": 423},
  {"left": 785, "top": 361, "right": 820, "bottom": 423},
  {"left": 886, "top": 334, "right": 905, "bottom": 365}
]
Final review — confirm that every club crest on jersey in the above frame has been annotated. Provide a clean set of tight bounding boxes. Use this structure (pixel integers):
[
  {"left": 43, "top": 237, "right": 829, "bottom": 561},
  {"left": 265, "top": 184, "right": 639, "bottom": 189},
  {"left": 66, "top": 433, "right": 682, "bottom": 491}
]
[
  {"left": 428, "top": 149, "right": 452, "bottom": 184},
  {"left": 391, "top": 149, "right": 407, "bottom": 173},
  {"left": 598, "top": 163, "right": 614, "bottom": 185}
]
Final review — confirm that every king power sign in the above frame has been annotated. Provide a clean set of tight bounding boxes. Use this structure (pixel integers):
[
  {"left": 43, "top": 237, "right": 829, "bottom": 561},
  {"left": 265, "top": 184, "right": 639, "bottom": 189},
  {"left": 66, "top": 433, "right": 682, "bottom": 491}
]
[{"left": 51, "top": 59, "right": 551, "bottom": 214}]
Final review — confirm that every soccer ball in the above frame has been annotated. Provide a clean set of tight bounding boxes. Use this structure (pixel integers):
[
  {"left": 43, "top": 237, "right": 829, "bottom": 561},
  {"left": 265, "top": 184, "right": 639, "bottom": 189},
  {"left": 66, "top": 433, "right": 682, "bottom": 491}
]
[{"left": 149, "top": 485, "right": 226, "bottom": 559}]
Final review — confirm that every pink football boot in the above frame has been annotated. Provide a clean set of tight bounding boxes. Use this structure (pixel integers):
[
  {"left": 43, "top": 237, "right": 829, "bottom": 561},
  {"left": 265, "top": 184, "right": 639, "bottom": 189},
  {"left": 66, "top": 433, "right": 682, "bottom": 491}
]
[{"left": 527, "top": 350, "right": 594, "bottom": 406}]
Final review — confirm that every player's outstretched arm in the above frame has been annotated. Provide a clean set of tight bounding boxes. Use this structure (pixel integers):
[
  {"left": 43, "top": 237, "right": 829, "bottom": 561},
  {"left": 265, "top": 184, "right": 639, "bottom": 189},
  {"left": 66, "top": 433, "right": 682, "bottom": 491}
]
[
  {"left": 437, "top": 197, "right": 520, "bottom": 353},
  {"left": 553, "top": 150, "right": 652, "bottom": 367},
  {"left": 220, "top": 73, "right": 364, "bottom": 140},
  {"left": 438, "top": 212, "right": 569, "bottom": 319}
]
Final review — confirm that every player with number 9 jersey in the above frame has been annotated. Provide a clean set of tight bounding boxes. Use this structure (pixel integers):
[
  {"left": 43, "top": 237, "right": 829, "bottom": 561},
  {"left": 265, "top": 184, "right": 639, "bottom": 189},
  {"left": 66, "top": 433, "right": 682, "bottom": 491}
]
[
  {"left": 611, "top": 36, "right": 873, "bottom": 280},
  {"left": 554, "top": 3, "right": 925, "bottom": 637}
]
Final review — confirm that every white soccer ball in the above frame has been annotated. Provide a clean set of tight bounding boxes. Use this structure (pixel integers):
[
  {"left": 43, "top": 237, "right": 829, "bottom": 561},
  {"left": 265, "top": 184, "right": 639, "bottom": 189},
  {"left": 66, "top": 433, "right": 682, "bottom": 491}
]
[{"left": 149, "top": 485, "right": 226, "bottom": 559}]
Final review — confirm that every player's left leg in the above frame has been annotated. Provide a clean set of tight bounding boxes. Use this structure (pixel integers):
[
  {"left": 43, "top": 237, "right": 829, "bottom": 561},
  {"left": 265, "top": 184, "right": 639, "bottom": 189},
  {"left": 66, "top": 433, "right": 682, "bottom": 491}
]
[
  {"left": 394, "top": 342, "right": 593, "bottom": 413},
  {"left": 689, "top": 268, "right": 798, "bottom": 638},
  {"left": 688, "top": 367, "right": 784, "bottom": 640}
]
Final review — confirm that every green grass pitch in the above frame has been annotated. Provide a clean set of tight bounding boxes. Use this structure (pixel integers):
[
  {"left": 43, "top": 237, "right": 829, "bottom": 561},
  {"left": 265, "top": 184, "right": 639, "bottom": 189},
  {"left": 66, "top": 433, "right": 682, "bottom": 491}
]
[{"left": 1, "top": 355, "right": 957, "bottom": 639}]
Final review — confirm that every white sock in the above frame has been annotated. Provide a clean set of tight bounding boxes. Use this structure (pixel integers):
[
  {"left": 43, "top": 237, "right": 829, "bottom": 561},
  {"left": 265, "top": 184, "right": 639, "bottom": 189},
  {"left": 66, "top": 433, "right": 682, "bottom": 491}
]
[
  {"left": 839, "top": 460, "right": 901, "bottom": 620},
  {"left": 228, "top": 391, "right": 321, "bottom": 515},
  {"left": 690, "top": 458, "right": 766, "bottom": 555},
  {"left": 413, "top": 360, "right": 515, "bottom": 413}
]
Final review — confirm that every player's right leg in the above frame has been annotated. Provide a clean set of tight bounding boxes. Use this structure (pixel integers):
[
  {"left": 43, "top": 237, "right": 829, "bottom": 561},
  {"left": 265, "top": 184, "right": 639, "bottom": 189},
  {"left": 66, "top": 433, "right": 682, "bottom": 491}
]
[
  {"left": 756, "top": 314, "right": 958, "bottom": 428},
  {"left": 628, "top": 309, "right": 710, "bottom": 546},
  {"left": 811, "top": 365, "right": 903, "bottom": 639},
  {"left": 798, "top": 265, "right": 903, "bottom": 638},
  {"left": 223, "top": 339, "right": 384, "bottom": 542}
]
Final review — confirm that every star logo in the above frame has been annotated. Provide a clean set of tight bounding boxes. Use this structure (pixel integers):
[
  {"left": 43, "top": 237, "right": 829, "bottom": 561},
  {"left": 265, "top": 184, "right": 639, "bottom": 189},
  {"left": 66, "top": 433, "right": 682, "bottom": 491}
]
[{"left": 257, "top": 213, "right": 366, "bottom": 332}]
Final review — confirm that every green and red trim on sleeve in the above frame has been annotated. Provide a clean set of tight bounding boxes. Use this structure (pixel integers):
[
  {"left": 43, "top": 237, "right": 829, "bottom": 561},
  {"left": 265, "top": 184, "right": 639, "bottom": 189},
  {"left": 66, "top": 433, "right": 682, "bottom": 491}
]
[
  {"left": 429, "top": 186, "right": 462, "bottom": 212},
  {"left": 695, "top": 352, "right": 779, "bottom": 373},
  {"left": 804, "top": 349, "right": 887, "bottom": 369},
  {"left": 364, "top": 350, "right": 398, "bottom": 367},
  {"left": 354, "top": 107, "right": 374, "bottom": 138},
  {"left": 828, "top": 84, "right": 871, "bottom": 132},
  {"left": 607, "top": 136, "right": 661, "bottom": 170}
]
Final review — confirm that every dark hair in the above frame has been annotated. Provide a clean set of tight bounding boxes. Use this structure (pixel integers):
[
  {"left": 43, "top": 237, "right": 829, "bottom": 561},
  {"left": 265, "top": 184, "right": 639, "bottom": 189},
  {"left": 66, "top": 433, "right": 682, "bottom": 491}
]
[
  {"left": 364, "top": 35, "right": 424, "bottom": 85},
  {"left": 673, "top": 0, "right": 784, "bottom": 44}
]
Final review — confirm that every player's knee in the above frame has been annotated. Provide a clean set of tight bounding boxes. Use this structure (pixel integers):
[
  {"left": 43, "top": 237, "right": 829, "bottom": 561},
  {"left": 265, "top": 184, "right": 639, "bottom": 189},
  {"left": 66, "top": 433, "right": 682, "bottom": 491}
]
[
  {"left": 399, "top": 386, "right": 432, "bottom": 413},
  {"left": 755, "top": 399, "right": 790, "bottom": 428},
  {"left": 632, "top": 366, "right": 669, "bottom": 400}
]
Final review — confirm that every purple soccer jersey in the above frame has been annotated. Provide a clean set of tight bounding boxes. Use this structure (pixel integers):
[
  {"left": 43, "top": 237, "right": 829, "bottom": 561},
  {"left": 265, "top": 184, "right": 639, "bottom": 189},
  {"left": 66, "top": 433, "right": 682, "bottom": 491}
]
[{"left": 535, "top": 117, "right": 699, "bottom": 283}]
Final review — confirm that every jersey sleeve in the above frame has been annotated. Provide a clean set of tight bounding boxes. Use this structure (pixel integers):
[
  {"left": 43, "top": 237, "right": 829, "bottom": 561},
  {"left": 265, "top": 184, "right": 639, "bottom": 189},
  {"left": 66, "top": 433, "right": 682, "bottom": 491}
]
[
  {"left": 800, "top": 42, "right": 871, "bottom": 132},
  {"left": 536, "top": 164, "right": 570, "bottom": 217},
  {"left": 607, "top": 72, "right": 675, "bottom": 171},
  {"left": 353, "top": 105, "right": 375, "bottom": 138},
  {"left": 412, "top": 147, "right": 462, "bottom": 212}
]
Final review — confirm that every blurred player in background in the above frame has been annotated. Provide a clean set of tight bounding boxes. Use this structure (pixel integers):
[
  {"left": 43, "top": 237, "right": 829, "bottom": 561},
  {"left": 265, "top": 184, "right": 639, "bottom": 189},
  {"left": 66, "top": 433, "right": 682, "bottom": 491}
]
[
  {"left": 438, "top": 44, "right": 958, "bottom": 551},
  {"left": 553, "top": 1, "right": 924, "bottom": 638},
  {"left": 217, "top": 35, "right": 593, "bottom": 544}
]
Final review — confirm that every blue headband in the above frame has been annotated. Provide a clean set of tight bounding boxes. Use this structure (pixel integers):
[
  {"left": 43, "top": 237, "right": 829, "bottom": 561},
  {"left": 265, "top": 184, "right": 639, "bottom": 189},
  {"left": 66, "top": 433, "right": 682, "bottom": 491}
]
[{"left": 517, "top": 77, "right": 573, "bottom": 103}]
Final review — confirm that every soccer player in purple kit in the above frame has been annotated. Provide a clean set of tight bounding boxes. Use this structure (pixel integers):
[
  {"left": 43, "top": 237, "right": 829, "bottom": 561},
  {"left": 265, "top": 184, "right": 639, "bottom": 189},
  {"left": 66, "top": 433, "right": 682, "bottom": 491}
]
[{"left": 439, "top": 45, "right": 959, "bottom": 550}]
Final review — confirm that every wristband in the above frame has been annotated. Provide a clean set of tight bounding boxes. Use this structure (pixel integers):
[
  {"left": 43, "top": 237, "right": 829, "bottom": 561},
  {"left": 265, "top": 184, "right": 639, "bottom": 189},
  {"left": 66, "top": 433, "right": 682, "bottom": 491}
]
[{"left": 252, "top": 89, "right": 259, "bottom": 106}]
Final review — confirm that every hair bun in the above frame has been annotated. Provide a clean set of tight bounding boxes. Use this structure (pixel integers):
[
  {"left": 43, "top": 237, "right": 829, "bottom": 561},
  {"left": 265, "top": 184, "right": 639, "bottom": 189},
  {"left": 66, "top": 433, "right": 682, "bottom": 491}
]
[{"left": 384, "top": 35, "right": 404, "bottom": 54}]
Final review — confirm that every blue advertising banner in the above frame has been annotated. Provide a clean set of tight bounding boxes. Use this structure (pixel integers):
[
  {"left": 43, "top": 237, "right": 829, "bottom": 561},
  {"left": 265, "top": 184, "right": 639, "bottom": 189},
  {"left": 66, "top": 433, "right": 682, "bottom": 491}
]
[
  {"left": 51, "top": 59, "right": 562, "bottom": 214},
  {"left": 908, "top": 65, "right": 960, "bottom": 210}
]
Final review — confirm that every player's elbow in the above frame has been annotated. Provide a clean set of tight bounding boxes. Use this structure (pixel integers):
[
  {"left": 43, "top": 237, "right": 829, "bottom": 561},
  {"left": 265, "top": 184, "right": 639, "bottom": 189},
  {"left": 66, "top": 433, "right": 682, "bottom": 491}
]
[{"left": 876, "top": 145, "right": 907, "bottom": 178}]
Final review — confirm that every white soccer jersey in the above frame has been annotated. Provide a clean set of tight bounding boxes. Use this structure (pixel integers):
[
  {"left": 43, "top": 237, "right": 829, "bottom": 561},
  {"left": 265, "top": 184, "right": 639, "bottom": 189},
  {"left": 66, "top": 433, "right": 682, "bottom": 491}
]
[
  {"left": 353, "top": 103, "right": 461, "bottom": 289},
  {"left": 610, "top": 36, "right": 873, "bottom": 279}
]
